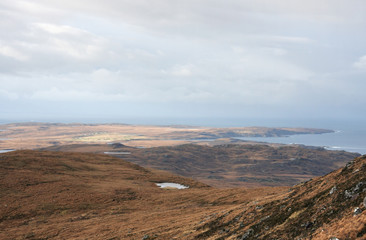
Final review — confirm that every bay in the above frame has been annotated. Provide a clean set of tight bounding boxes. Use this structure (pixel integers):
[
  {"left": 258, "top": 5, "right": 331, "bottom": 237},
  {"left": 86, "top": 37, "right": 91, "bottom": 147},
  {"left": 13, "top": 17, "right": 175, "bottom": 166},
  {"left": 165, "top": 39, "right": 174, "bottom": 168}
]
[{"left": 236, "top": 128, "right": 366, "bottom": 154}]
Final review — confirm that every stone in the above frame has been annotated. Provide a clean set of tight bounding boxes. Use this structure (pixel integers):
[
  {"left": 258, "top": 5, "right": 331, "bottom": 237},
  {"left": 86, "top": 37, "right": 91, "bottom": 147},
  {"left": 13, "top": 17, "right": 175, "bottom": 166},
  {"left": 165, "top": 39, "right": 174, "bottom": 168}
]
[
  {"left": 363, "top": 196, "right": 366, "bottom": 208},
  {"left": 354, "top": 207, "right": 362, "bottom": 216},
  {"left": 329, "top": 186, "right": 337, "bottom": 195},
  {"left": 329, "top": 237, "right": 339, "bottom": 240},
  {"left": 238, "top": 228, "right": 254, "bottom": 240},
  {"left": 255, "top": 205, "right": 263, "bottom": 210},
  {"left": 346, "top": 161, "right": 354, "bottom": 168},
  {"left": 344, "top": 190, "right": 353, "bottom": 199},
  {"left": 353, "top": 181, "right": 365, "bottom": 192},
  {"left": 301, "top": 221, "right": 313, "bottom": 229}
]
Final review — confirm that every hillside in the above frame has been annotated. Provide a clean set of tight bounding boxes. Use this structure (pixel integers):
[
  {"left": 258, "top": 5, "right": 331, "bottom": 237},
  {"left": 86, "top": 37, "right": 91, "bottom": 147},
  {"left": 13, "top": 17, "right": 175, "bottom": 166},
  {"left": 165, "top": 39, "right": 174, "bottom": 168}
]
[
  {"left": 44, "top": 143, "right": 360, "bottom": 188},
  {"left": 0, "top": 150, "right": 365, "bottom": 239},
  {"left": 194, "top": 155, "right": 366, "bottom": 240},
  {"left": 0, "top": 150, "right": 286, "bottom": 240}
]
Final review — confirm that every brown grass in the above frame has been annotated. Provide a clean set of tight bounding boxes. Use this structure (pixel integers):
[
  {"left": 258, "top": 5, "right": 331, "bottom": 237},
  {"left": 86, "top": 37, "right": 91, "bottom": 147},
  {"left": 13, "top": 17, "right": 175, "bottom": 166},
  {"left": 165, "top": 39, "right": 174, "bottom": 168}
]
[
  {"left": 1, "top": 151, "right": 365, "bottom": 239},
  {"left": 0, "top": 150, "right": 287, "bottom": 240}
]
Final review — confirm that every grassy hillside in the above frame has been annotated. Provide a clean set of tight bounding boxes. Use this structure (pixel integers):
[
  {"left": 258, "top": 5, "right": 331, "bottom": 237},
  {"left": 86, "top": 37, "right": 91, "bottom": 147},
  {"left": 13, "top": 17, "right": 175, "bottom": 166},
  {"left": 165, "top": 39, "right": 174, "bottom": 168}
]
[
  {"left": 194, "top": 155, "right": 366, "bottom": 239},
  {"left": 0, "top": 150, "right": 285, "bottom": 240},
  {"left": 1, "top": 150, "right": 364, "bottom": 239}
]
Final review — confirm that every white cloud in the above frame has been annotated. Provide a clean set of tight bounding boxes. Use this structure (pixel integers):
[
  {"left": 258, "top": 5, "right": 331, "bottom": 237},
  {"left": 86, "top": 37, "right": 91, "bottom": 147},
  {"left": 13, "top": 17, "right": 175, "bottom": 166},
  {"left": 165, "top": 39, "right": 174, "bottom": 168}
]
[
  {"left": 251, "top": 35, "right": 314, "bottom": 44},
  {"left": 164, "top": 65, "right": 194, "bottom": 77},
  {"left": 0, "top": 45, "right": 28, "bottom": 61},
  {"left": 353, "top": 55, "right": 366, "bottom": 70},
  {"left": 30, "top": 88, "right": 127, "bottom": 101},
  {"left": 35, "top": 23, "right": 87, "bottom": 35},
  {"left": 0, "top": 89, "right": 19, "bottom": 100},
  {"left": 31, "top": 22, "right": 108, "bottom": 60}
]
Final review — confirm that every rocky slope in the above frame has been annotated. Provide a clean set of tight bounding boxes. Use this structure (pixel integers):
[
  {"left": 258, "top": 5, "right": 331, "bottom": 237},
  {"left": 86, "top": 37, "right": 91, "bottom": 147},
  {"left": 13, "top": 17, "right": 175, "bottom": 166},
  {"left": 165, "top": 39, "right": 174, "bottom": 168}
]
[{"left": 194, "top": 155, "right": 366, "bottom": 239}]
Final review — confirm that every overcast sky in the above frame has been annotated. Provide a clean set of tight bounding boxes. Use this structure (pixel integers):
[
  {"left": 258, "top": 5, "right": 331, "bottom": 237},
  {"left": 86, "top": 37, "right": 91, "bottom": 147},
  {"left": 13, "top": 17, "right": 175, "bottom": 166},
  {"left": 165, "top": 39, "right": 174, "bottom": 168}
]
[{"left": 1, "top": 0, "right": 366, "bottom": 124}]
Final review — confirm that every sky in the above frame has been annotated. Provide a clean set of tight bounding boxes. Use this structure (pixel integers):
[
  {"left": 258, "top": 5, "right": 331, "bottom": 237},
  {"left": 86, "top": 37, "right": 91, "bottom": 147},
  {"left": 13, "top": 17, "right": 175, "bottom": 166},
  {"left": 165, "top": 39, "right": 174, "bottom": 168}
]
[{"left": 1, "top": 0, "right": 366, "bottom": 124}]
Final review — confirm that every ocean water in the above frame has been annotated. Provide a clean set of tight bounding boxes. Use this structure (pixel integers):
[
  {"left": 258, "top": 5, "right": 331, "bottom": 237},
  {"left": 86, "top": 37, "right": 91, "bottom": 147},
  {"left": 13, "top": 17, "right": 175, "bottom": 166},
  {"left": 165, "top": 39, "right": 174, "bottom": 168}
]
[
  {"left": 236, "top": 129, "right": 366, "bottom": 154},
  {"left": 1, "top": 118, "right": 365, "bottom": 154},
  {"left": 231, "top": 119, "right": 366, "bottom": 155}
]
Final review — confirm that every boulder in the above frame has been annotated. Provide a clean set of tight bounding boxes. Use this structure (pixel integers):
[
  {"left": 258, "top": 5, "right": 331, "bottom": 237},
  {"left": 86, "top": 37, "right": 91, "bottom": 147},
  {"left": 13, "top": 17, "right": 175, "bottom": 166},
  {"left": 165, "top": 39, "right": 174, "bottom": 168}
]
[
  {"left": 353, "top": 207, "right": 362, "bottom": 216},
  {"left": 329, "top": 186, "right": 337, "bottom": 195}
]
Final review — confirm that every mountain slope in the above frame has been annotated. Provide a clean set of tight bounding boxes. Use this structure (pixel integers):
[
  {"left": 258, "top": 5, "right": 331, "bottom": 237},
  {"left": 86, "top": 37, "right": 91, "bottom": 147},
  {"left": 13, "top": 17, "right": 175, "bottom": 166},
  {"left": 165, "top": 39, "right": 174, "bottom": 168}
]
[{"left": 194, "top": 155, "right": 366, "bottom": 239}]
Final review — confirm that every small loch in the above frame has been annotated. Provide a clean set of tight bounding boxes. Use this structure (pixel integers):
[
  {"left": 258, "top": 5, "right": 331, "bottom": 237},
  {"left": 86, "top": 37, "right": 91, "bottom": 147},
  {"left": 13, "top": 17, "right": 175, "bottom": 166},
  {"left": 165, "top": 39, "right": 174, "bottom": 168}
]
[
  {"left": 0, "top": 149, "right": 15, "bottom": 154},
  {"left": 104, "top": 152, "right": 131, "bottom": 155},
  {"left": 156, "top": 183, "right": 189, "bottom": 189}
]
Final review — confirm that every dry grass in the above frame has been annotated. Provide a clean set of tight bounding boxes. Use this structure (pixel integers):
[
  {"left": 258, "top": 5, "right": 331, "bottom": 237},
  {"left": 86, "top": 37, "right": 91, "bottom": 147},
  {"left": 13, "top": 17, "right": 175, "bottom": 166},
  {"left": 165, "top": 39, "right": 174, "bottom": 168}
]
[
  {"left": 1, "top": 150, "right": 365, "bottom": 239},
  {"left": 0, "top": 150, "right": 287, "bottom": 240}
]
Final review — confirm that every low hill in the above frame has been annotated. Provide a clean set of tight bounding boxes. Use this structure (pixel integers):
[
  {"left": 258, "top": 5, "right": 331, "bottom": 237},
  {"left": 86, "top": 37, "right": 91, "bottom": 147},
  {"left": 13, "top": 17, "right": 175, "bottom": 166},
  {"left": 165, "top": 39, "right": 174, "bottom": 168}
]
[{"left": 44, "top": 143, "right": 360, "bottom": 188}]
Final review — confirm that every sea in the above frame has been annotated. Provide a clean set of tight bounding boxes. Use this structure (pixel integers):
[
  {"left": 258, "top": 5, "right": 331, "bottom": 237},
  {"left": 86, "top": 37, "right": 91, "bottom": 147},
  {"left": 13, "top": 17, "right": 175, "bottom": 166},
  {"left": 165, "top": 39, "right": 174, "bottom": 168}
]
[{"left": 0, "top": 118, "right": 365, "bottom": 155}]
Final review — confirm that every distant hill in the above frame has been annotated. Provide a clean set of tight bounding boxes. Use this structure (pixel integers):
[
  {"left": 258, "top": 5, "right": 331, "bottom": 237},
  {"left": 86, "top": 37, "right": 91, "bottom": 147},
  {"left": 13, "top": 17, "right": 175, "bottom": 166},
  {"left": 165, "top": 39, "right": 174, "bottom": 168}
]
[
  {"left": 44, "top": 143, "right": 360, "bottom": 188},
  {"left": 0, "top": 122, "right": 333, "bottom": 149}
]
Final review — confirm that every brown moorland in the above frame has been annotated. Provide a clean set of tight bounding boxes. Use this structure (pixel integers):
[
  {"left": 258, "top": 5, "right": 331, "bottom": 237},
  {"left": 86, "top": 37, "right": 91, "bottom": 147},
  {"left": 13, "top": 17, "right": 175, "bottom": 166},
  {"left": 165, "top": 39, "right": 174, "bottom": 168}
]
[
  {"left": 0, "top": 150, "right": 365, "bottom": 239},
  {"left": 43, "top": 143, "right": 360, "bottom": 188},
  {"left": 0, "top": 150, "right": 286, "bottom": 240}
]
